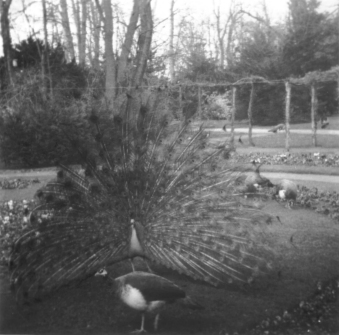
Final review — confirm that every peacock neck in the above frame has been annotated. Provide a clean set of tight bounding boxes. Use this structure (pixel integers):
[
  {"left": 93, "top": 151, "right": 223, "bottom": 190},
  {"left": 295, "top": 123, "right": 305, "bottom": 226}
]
[{"left": 129, "top": 221, "right": 145, "bottom": 257}]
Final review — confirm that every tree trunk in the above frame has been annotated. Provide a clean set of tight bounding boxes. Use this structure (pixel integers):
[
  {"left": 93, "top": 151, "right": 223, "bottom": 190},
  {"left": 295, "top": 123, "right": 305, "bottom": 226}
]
[
  {"left": 71, "top": 0, "right": 81, "bottom": 63},
  {"left": 102, "top": 0, "right": 116, "bottom": 106},
  {"left": 117, "top": 0, "right": 139, "bottom": 87},
  {"left": 168, "top": 0, "right": 175, "bottom": 82},
  {"left": 60, "top": 0, "right": 75, "bottom": 62},
  {"left": 41, "top": 0, "right": 49, "bottom": 100},
  {"left": 214, "top": 6, "right": 227, "bottom": 68},
  {"left": 79, "top": 0, "right": 87, "bottom": 64},
  {"left": 90, "top": 1, "right": 100, "bottom": 69},
  {"left": 131, "top": 0, "right": 153, "bottom": 88},
  {"left": 0, "top": 0, "right": 13, "bottom": 87},
  {"left": 225, "top": 13, "right": 239, "bottom": 68}
]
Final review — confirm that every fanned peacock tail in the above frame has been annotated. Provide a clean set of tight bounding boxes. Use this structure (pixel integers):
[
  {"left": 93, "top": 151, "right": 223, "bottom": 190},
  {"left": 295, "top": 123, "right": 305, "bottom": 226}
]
[{"left": 9, "top": 92, "right": 276, "bottom": 302}]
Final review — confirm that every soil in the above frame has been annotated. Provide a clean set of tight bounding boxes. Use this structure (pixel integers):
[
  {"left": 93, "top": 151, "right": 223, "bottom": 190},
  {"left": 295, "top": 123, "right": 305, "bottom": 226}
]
[{"left": 0, "top": 200, "right": 338, "bottom": 335}]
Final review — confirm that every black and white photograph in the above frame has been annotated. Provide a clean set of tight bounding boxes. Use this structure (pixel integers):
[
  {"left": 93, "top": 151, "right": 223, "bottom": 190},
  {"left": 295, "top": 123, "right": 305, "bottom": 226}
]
[{"left": 0, "top": 0, "right": 338, "bottom": 334}]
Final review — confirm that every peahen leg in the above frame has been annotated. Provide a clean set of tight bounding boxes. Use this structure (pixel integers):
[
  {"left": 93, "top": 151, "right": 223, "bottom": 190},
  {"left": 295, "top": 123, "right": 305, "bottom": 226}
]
[
  {"left": 131, "top": 313, "right": 146, "bottom": 333},
  {"left": 154, "top": 314, "right": 160, "bottom": 331}
]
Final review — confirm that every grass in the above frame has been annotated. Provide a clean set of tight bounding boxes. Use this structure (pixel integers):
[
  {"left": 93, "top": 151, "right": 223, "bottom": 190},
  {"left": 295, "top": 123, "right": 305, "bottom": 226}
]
[
  {"left": 1, "top": 185, "right": 339, "bottom": 334},
  {"left": 209, "top": 131, "right": 339, "bottom": 148},
  {"left": 199, "top": 114, "right": 339, "bottom": 130},
  {"left": 246, "top": 133, "right": 339, "bottom": 148},
  {"left": 196, "top": 115, "right": 339, "bottom": 149}
]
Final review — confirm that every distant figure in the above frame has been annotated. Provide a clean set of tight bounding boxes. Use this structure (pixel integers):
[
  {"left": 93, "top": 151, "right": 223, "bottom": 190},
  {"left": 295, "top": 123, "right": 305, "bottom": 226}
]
[
  {"left": 238, "top": 136, "right": 243, "bottom": 144},
  {"left": 222, "top": 124, "right": 227, "bottom": 132},
  {"left": 318, "top": 115, "right": 329, "bottom": 129},
  {"left": 268, "top": 124, "right": 285, "bottom": 133},
  {"left": 320, "top": 116, "right": 329, "bottom": 129}
]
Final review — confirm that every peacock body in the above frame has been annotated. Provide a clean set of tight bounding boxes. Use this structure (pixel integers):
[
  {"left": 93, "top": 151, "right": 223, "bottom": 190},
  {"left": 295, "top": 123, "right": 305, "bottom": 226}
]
[{"left": 9, "top": 95, "right": 275, "bottom": 302}]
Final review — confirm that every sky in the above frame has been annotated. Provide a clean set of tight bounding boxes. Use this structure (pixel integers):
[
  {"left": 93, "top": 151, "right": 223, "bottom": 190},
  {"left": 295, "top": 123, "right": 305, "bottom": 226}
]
[
  {"left": 153, "top": 0, "right": 338, "bottom": 22},
  {"left": 1, "top": 0, "right": 338, "bottom": 57}
]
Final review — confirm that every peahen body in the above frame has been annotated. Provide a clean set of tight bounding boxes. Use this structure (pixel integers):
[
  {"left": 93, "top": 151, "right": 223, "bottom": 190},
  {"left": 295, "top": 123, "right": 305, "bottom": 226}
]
[
  {"left": 275, "top": 179, "right": 298, "bottom": 207},
  {"left": 9, "top": 97, "right": 276, "bottom": 302},
  {"left": 95, "top": 269, "right": 203, "bottom": 332},
  {"left": 268, "top": 123, "right": 285, "bottom": 133}
]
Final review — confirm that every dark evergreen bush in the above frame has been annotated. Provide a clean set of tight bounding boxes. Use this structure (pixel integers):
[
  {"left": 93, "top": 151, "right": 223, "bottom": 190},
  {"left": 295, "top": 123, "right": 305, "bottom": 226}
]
[{"left": 0, "top": 37, "right": 105, "bottom": 168}]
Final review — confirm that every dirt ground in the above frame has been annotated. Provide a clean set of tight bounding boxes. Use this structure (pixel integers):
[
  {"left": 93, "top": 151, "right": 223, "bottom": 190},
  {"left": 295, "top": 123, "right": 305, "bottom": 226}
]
[{"left": 0, "top": 198, "right": 338, "bottom": 335}]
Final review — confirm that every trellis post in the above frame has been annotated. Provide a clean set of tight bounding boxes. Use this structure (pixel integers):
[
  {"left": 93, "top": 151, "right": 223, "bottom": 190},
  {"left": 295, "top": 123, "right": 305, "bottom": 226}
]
[
  {"left": 197, "top": 85, "right": 202, "bottom": 119},
  {"left": 230, "top": 86, "right": 237, "bottom": 147},
  {"left": 285, "top": 80, "right": 291, "bottom": 152},
  {"left": 311, "top": 82, "right": 318, "bottom": 147},
  {"left": 248, "top": 81, "right": 255, "bottom": 146}
]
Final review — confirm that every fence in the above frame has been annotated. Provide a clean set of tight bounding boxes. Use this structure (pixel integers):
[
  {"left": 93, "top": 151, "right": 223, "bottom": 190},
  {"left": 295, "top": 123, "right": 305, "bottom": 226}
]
[{"left": 175, "top": 66, "right": 339, "bottom": 151}]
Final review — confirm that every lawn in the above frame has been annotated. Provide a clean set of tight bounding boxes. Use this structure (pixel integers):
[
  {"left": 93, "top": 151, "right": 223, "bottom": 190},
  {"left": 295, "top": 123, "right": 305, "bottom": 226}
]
[
  {"left": 209, "top": 131, "right": 339, "bottom": 148},
  {"left": 198, "top": 115, "right": 339, "bottom": 149},
  {"left": 200, "top": 114, "right": 339, "bottom": 131},
  {"left": 244, "top": 133, "right": 339, "bottom": 148},
  {"left": 1, "top": 180, "right": 339, "bottom": 335}
]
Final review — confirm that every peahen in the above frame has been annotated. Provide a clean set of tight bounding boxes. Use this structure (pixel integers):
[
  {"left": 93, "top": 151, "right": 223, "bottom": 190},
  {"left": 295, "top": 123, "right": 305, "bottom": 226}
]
[
  {"left": 268, "top": 123, "right": 285, "bottom": 133},
  {"left": 95, "top": 268, "right": 203, "bottom": 332},
  {"left": 243, "top": 162, "right": 274, "bottom": 191},
  {"left": 275, "top": 179, "right": 298, "bottom": 208},
  {"left": 9, "top": 97, "right": 276, "bottom": 302}
]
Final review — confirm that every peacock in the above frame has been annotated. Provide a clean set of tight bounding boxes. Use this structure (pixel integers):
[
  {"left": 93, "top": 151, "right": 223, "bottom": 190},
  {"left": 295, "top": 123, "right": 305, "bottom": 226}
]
[{"left": 8, "top": 92, "right": 276, "bottom": 303}]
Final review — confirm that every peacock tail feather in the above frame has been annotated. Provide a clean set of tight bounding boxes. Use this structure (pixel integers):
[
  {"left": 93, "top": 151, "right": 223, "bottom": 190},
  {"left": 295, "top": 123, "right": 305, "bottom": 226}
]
[{"left": 9, "top": 92, "right": 276, "bottom": 302}]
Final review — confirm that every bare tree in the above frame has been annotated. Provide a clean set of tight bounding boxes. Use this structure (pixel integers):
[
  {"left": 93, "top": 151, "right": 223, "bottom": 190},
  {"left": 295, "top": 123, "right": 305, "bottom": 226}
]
[
  {"left": 79, "top": 0, "right": 87, "bottom": 64},
  {"left": 88, "top": 1, "right": 100, "bottom": 69},
  {"left": 60, "top": 0, "right": 75, "bottom": 61},
  {"left": 96, "top": 0, "right": 116, "bottom": 105},
  {"left": 71, "top": 0, "right": 80, "bottom": 62},
  {"left": 131, "top": 0, "right": 153, "bottom": 88},
  {"left": 71, "top": 0, "right": 87, "bottom": 64},
  {"left": 168, "top": 0, "right": 175, "bottom": 82},
  {"left": 0, "top": 0, "right": 13, "bottom": 86},
  {"left": 117, "top": 0, "right": 140, "bottom": 87},
  {"left": 42, "top": 0, "right": 53, "bottom": 99},
  {"left": 214, "top": 6, "right": 227, "bottom": 68},
  {"left": 225, "top": 8, "right": 242, "bottom": 68},
  {"left": 214, "top": 2, "right": 242, "bottom": 69}
]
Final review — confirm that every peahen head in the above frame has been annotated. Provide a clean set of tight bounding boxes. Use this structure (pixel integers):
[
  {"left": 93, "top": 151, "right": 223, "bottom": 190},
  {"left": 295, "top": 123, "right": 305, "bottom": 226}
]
[
  {"left": 95, "top": 268, "right": 108, "bottom": 278},
  {"left": 95, "top": 268, "right": 118, "bottom": 291}
]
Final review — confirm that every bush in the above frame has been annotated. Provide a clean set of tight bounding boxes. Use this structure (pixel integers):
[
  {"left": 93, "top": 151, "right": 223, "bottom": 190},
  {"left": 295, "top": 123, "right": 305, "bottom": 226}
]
[
  {"left": 0, "top": 103, "right": 87, "bottom": 168},
  {"left": 0, "top": 68, "right": 101, "bottom": 168}
]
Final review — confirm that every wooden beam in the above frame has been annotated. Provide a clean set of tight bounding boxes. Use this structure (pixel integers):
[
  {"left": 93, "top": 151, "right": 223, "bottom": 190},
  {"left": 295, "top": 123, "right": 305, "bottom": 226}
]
[
  {"left": 285, "top": 81, "right": 291, "bottom": 152},
  {"left": 248, "top": 82, "right": 255, "bottom": 146},
  {"left": 311, "top": 83, "right": 318, "bottom": 147}
]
